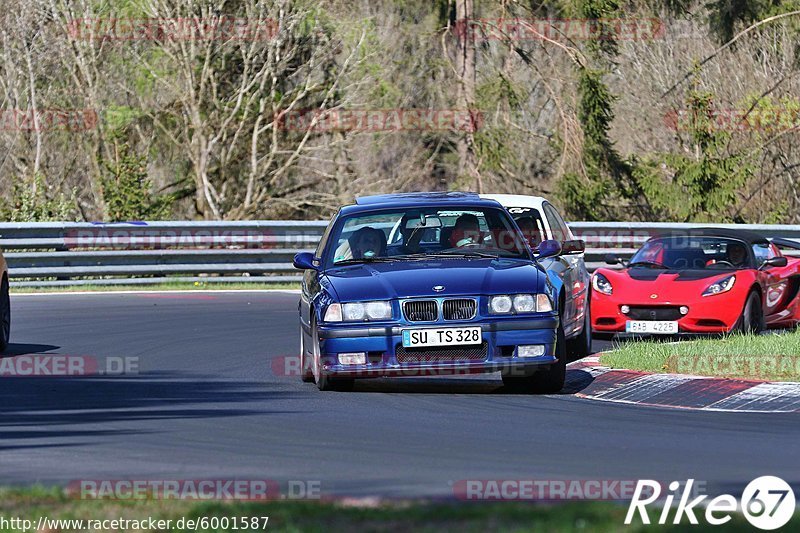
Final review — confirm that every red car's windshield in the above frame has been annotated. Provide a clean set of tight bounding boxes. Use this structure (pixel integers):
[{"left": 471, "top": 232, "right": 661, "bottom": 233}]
[{"left": 629, "top": 237, "right": 754, "bottom": 270}]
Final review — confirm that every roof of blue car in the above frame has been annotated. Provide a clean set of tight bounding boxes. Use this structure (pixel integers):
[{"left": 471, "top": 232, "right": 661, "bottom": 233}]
[
  {"left": 356, "top": 192, "right": 479, "bottom": 205},
  {"left": 343, "top": 192, "right": 502, "bottom": 215}
]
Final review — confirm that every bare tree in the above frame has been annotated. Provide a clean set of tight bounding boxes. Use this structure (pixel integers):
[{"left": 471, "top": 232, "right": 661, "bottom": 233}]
[
  {"left": 453, "top": 0, "right": 480, "bottom": 192},
  {"left": 108, "top": 0, "right": 365, "bottom": 220}
]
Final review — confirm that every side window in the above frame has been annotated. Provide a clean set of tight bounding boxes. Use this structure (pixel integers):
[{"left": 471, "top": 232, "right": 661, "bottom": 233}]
[
  {"left": 553, "top": 209, "right": 572, "bottom": 241},
  {"left": 315, "top": 212, "right": 338, "bottom": 257},
  {"left": 388, "top": 220, "right": 403, "bottom": 244},
  {"left": 752, "top": 243, "right": 772, "bottom": 267},
  {"left": 637, "top": 241, "right": 664, "bottom": 263},
  {"left": 389, "top": 218, "right": 439, "bottom": 245},
  {"left": 543, "top": 204, "right": 570, "bottom": 242}
]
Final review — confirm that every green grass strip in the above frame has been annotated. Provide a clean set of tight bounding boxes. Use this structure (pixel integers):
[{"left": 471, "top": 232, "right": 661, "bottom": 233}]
[{"left": 602, "top": 331, "right": 800, "bottom": 381}]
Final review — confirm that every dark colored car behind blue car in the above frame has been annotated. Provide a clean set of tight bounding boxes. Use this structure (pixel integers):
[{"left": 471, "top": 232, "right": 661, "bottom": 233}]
[{"left": 293, "top": 192, "right": 566, "bottom": 393}]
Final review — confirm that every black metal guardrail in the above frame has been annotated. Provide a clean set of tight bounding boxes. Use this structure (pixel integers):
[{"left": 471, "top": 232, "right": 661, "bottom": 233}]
[{"left": 2, "top": 221, "right": 799, "bottom": 287}]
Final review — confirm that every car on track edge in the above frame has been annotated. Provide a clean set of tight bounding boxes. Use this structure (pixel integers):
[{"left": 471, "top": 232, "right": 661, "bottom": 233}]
[{"left": 591, "top": 227, "right": 800, "bottom": 337}]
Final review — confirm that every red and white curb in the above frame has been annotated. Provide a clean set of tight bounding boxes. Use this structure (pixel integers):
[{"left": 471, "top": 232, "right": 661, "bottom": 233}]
[{"left": 565, "top": 356, "right": 800, "bottom": 413}]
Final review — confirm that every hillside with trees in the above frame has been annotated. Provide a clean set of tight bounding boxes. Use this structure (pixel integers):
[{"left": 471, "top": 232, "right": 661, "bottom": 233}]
[{"left": 1, "top": 0, "right": 799, "bottom": 223}]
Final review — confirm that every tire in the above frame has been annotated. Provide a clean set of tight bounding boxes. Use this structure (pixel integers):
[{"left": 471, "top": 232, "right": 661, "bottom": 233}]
[
  {"left": 502, "top": 323, "right": 567, "bottom": 394},
  {"left": 311, "top": 318, "right": 354, "bottom": 392},
  {"left": 299, "top": 324, "right": 315, "bottom": 383},
  {"left": 566, "top": 299, "right": 592, "bottom": 360},
  {"left": 734, "top": 290, "right": 764, "bottom": 335},
  {"left": 0, "top": 275, "right": 9, "bottom": 352}
]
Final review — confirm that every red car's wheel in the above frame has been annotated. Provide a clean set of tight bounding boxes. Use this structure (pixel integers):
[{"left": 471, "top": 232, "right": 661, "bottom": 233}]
[{"left": 734, "top": 291, "right": 764, "bottom": 334}]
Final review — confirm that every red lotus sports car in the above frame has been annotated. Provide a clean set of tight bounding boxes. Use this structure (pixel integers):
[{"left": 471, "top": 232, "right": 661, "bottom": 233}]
[{"left": 591, "top": 228, "right": 800, "bottom": 337}]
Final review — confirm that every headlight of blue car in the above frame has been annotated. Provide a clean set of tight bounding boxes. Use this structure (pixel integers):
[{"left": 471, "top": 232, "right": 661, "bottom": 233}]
[
  {"left": 489, "top": 294, "right": 552, "bottom": 314},
  {"left": 324, "top": 301, "right": 393, "bottom": 322}
]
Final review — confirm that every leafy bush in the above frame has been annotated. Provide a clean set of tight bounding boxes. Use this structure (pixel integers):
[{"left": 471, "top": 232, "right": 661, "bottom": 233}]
[
  {"left": 0, "top": 174, "right": 76, "bottom": 222},
  {"left": 102, "top": 143, "right": 173, "bottom": 222}
]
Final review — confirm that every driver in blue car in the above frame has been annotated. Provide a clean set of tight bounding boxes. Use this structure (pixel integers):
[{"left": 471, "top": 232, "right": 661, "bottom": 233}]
[{"left": 448, "top": 214, "right": 481, "bottom": 248}]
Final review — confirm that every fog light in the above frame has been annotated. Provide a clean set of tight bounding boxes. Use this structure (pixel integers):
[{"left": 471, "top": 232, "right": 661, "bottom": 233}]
[
  {"left": 338, "top": 353, "right": 366, "bottom": 365},
  {"left": 621, "top": 305, "right": 630, "bottom": 314},
  {"left": 518, "top": 345, "right": 545, "bottom": 358},
  {"left": 680, "top": 306, "right": 689, "bottom": 315}
]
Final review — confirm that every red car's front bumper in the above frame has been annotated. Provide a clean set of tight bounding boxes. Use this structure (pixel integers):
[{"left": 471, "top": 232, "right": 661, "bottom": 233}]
[{"left": 591, "top": 291, "right": 744, "bottom": 334}]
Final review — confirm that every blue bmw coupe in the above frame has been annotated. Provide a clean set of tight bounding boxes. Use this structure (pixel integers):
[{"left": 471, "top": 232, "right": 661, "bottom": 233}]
[{"left": 293, "top": 192, "right": 565, "bottom": 392}]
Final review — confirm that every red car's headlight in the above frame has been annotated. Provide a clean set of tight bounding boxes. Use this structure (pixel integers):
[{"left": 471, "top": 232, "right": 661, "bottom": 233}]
[
  {"left": 702, "top": 275, "right": 736, "bottom": 297},
  {"left": 592, "top": 273, "right": 613, "bottom": 295}
]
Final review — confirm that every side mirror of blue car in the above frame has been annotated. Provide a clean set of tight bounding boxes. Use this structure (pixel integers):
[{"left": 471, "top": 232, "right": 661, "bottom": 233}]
[
  {"left": 561, "top": 239, "right": 585, "bottom": 255},
  {"left": 293, "top": 252, "right": 319, "bottom": 270},
  {"left": 536, "top": 239, "right": 562, "bottom": 259}
]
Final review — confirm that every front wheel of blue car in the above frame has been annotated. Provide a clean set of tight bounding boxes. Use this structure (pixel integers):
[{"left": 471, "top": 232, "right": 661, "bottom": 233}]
[
  {"left": 311, "top": 317, "right": 354, "bottom": 392},
  {"left": 299, "top": 324, "right": 315, "bottom": 383},
  {"left": 502, "top": 324, "right": 566, "bottom": 394}
]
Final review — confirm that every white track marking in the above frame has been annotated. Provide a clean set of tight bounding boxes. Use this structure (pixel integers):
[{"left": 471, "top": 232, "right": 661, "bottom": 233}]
[
  {"left": 706, "top": 382, "right": 800, "bottom": 412},
  {"left": 569, "top": 354, "right": 800, "bottom": 412},
  {"left": 590, "top": 373, "right": 696, "bottom": 401}
]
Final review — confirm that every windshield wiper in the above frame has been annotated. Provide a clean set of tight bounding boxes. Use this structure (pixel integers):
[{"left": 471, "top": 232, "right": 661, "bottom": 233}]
[
  {"left": 333, "top": 257, "right": 397, "bottom": 266},
  {"left": 388, "top": 252, "right": 499, "bottom": 261},
  {"left": 628, "top": 261, "right": 668, "bottom": 269},
  {"left": 389, "top": 253, "right": 438, "bottom": 261},
  {"left": 436, "top": 251, "right": 500, "bottom": 259},
  {"left": 336, "top": 251, "right": 506, "bottom": 265}
]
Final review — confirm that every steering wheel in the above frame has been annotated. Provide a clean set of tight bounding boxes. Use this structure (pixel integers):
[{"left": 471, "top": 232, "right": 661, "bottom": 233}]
[{"left": 710, "top": 260, "right": 734, "bottom": 268}]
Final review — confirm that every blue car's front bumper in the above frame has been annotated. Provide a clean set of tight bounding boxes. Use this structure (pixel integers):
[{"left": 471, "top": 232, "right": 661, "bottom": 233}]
[{"left": 312, "top": 316, "right": 559, "bottom": 379}]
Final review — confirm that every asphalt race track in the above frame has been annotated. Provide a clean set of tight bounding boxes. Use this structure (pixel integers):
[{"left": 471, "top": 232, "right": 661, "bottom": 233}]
[{"left": 2, "top": 291, "right": 799, "bottom": 497}]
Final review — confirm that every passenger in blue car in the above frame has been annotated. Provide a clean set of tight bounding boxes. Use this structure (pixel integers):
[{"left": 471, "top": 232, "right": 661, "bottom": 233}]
[{"left": 349, "top": 227, "right": 387, "bottom": 259}]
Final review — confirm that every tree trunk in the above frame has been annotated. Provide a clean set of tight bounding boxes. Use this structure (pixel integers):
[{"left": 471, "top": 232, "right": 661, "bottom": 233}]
[{"left": 455, "top": 0, "right": 480, "bottom": 192}]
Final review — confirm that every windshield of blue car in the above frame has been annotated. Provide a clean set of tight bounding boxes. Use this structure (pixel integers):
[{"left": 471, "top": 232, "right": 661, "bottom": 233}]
[
  {"left": 326, "top": 206, "right": 530, "bottom": 266},
  {"left": 629, "top": 236, "right": 755, "bottom": 270}
]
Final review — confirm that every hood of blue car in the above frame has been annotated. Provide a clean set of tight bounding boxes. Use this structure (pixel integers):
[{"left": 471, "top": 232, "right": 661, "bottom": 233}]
[{"left": 323, "top": 258, "right": 544, "bottom": 301}]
